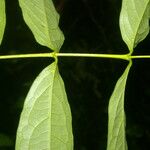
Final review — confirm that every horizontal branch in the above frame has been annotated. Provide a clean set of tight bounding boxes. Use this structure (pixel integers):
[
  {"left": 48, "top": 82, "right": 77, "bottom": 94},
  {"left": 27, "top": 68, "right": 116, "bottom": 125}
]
[
  {"left": 0, "top": 52, "right": 129, "bottom": 60},
  {"left": 0, "top": 52, "right": 149, "bottom": 60},
  {"left": 56, "top": 53, "right": 129, "bottom": 60},
  {"left": 0, "top": 53, "right": 54, "bottom": 59},
  {"left": 130, "top": 55, "right": 150, "bottom": 59}
]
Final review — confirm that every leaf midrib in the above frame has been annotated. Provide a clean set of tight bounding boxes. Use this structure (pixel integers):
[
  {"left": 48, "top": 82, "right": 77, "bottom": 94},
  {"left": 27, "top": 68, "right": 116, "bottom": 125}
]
[{"left": 43, "top": 0, "right": 58, "bottom": 50}]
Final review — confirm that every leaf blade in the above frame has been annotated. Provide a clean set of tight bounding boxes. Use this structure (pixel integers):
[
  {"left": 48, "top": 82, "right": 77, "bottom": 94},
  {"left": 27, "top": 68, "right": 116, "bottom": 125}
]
[
  {"left": 19, "top": 0, "right": 64, "bottom": 51},
  {"left": 0, "top": 0, "right": 6, "bottom": 45},
  {"left": 16, "top": 62, "right": 73, "bottom": 150},
  {"left": 120, "top": 0, "right": 150, "bottom": 52},
  {"left": 107, "top": 61, "right": 132, "bottom": 150}
]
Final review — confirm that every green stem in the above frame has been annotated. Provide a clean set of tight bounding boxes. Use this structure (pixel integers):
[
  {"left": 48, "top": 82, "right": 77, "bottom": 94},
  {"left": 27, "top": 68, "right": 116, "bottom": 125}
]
[
  {"left": 0, "top": 52, "right": 150, "bottom": 60},
  {"left": 130, "top": 55, "right": 150, "bottom": 59},
  {"left": 0, "top": 53, "right": 54, "bottom": 59},
  {"left": 56, "top": 53, "right": 129, "bottom": 60},
  {"left": 0, "top": 53, "right": 129, "bottom": 60}
]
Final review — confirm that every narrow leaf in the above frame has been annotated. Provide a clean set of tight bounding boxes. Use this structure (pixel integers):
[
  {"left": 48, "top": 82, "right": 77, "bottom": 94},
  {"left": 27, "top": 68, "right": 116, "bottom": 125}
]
[
  {"left": 120, "top": 0, "right": 150, "bottom": 52},
  {"left": 19, "top": 0, "right": 64, "bottom": 52},
  {"left": 16, "top": 62, "right": 73, "bottom": 150},
  {"left": 107, "top": 61, "right": 132, "bottom": 150},
  {"left": 0, "top": 0, "right": 6, "bottom": 45}
]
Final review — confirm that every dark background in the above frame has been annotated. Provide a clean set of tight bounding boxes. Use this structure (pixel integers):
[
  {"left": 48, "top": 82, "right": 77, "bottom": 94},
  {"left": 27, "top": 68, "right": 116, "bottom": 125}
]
[{"left": 0, "top": 0, "right": 150, "bottom": 149}]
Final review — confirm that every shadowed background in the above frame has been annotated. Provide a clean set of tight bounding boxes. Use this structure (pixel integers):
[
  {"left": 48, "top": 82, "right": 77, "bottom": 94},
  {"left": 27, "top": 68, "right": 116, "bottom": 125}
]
[{"left": 0, "top": 0, "right": 150, "bottom": 149}]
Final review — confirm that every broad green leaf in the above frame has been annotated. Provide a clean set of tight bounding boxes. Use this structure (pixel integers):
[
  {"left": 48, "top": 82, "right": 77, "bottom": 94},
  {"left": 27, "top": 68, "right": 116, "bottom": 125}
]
[
  {"left": 16, "top": 61, "right": 73, "bottom": 150},
  {"left": 19, "top": 0, "right": 64, "bottom": 52},
  {"left": 0, "top": 0, "right": 6, "bottom": 45},
  {"left": 120, "top": 0, "right": 150, "bottom": 52},
  {"left": 107, "top": 61, "right": 132, "bottom": 150}
]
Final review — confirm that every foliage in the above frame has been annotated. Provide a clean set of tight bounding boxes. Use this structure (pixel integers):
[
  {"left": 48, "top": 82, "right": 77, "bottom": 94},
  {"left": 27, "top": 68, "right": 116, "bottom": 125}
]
[
  {"left": 107, "top": 0, "right": 150, "bottom": 150},
  {"left": 120, "top": 0, "right": 150, "bottom": 52},
  {"left": 19, "top": 0, "right": 64, "bottom": 51},
  {"left": 0, "top": 0, "right": 149, "bottom": 150},
  {"left": 107, "top": 61, "right": 131, "bottom": 150},
  {"left": 16, "top": 61, "right": 73, "bottom": 149},
  {"left": 16, "top": 0, "right": 73, "bottom": 149}
]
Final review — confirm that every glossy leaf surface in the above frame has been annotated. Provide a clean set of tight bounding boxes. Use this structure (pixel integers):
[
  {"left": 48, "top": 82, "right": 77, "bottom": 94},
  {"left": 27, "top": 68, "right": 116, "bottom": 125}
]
[
  {"left": 120, "top": 0, "right": 150, "bottom": 52},
  {"left": 19, "top": 0, "right": 64, "bottom": 52},
  {"left": 0, "top": 0, "right": 6, "bottom": 45},
  {"left": 16, "top": 62, "right": 73, "bottom": 150},
  {"left": 107, "top": 61, "right": 132, "bottom": 150}
]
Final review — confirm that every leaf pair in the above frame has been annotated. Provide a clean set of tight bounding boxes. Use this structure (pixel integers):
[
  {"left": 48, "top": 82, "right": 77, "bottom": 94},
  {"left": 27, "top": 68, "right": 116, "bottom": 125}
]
[
  {"left": 107, "top": 0, "right": 150, "bottom": 150},
  {"left": 15, "top": 0, "right": 73, "bottom": 150}
]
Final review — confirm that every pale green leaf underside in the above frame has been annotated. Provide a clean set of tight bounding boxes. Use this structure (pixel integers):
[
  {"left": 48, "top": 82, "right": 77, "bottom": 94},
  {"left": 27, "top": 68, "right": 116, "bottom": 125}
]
[
  {"left": 19, "top": 0, "right": 64, "bottom": 52},
  {"left": 16, "top": 62, "right": 73, "bottom": 150},
  {"left": 107, "top": 61, "right": 132, "bottom": 150},
  {"left": 0, "top": 0, "right": 6, "bottom": 45},
  {"left": 120, "top": 0, "right": 150, "bottom": 52}
]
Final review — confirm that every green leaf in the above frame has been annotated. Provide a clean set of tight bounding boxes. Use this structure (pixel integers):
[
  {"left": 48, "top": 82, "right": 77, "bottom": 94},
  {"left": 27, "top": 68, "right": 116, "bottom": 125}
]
[
  {"left": 0, "top": 0, "right": 6, "bottom": 45},
  {"left": 16, "top": 61, "right": 73, "bottom": 150},
  {"left": 120, "top": 0, "right": 150, "bottom": 52},
  {"left": 107, "top": 61, "right": 132, "bottom": 150},
  {"left": 19, "top": 0, "right": 64, "bottom": 52}
]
